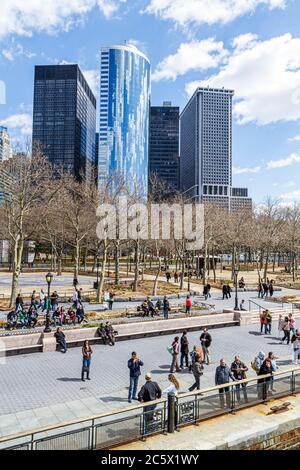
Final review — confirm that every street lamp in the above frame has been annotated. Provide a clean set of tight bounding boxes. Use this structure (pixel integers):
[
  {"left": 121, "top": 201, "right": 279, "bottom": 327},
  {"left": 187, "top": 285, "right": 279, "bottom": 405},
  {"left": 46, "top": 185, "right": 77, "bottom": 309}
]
[
  {"left": 233, "top": 266, "right": 239, "bottom": 311},
  {"left": 44, "top": 272, "right": 53, "bottom": 333}
]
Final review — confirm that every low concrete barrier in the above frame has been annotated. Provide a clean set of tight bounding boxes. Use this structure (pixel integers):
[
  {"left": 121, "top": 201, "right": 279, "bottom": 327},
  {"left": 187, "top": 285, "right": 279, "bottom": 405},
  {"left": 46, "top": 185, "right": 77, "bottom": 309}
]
[{"left": 0, "top": 312, "right": 239, "bottom": 355}]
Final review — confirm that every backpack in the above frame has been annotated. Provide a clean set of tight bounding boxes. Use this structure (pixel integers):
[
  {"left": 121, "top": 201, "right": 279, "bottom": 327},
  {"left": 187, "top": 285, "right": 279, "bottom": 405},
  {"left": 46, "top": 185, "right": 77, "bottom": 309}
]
[{"left": 251, "top": 357, "right": 258, "bottom": 372}]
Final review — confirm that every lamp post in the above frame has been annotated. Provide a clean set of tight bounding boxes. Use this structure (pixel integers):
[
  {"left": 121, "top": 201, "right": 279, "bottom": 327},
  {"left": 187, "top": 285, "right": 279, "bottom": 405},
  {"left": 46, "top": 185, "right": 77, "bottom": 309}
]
[
  {"left": 233, "top": 266, "right": 239, "bottom": 311},
  {"left": 44, "top": 272, "right": 53, "bottom": 333}
]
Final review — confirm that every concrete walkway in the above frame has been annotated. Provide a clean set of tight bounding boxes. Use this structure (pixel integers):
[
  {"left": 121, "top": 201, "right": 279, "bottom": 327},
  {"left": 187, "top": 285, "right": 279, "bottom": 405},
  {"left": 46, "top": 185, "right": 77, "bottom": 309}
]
[{"left": 0, "top": 322, "right": 297, "bottom": 439}]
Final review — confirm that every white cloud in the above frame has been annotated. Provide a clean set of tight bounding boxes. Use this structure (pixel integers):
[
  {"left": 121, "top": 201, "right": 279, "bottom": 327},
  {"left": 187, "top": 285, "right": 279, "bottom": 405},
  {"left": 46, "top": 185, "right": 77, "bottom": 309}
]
[
  {"left": 2, "top": 40, "right": 36, "bottom": 61},
  {"left": 233, "top": 166, "right": 261, "bottom": 175},
  {"left": 0, "top": 113, "right": 32, "bottom": 136},
  {"left": 82, "top": 69, "right": 99, "bottom": 96},
  {"left": 152, "top": 38, "right": 227, "bottom": 81},
  {"left": 144, "top": 0, "right": 286, "bottom": 27},
  {"left": 280, "top": 189, "right": 300, "bottom": 201},
  {"left": 0, "top": 0, "right": 126, "bottom": 38},
  {"left": 288, "top": 135, "right": 300, "bottom": 142},
  {"left": 186, "top": 33, "right": 300, "bottom": 125},
  {"left": 266, "top": 152, "right": 300, "bottom": 169}
]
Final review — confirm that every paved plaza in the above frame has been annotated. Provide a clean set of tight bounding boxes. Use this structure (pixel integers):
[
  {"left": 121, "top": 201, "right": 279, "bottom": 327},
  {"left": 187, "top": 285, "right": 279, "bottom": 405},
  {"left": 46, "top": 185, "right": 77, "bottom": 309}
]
[{"left": 0, "top": 322, "right": 297, "bottom": 439}]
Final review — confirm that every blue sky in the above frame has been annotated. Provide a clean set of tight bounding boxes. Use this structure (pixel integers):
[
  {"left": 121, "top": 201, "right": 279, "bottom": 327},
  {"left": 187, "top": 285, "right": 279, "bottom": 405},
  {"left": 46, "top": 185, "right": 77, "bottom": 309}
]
[{"left": 1, "top": 0, "right": 300, "bottom": 203}]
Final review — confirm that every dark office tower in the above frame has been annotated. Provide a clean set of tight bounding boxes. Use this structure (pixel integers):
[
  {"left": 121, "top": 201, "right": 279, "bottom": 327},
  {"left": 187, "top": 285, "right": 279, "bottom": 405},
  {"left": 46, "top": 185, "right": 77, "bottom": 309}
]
[
  {"left": 32, "top": 65, "right": 96, "bottom": 182},
  {"left": 149, "top": 102, "right": 179, "bottom": 197},
  {"left": 180, "top": 86, "right": 252, "bottom": 210}
]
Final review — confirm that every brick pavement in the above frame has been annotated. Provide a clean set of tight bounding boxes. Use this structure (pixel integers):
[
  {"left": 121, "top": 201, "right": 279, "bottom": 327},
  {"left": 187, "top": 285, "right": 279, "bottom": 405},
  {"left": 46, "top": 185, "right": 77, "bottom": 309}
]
[{"left": 0, "top": 321, "right": 297, "bottom": 438}]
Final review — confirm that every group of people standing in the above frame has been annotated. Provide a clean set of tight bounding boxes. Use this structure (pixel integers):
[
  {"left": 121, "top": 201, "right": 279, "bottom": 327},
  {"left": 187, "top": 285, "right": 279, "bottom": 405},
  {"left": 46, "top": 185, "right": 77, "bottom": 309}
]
[{"left": 258, "top": 279, "right": 274, "bottom": 298}]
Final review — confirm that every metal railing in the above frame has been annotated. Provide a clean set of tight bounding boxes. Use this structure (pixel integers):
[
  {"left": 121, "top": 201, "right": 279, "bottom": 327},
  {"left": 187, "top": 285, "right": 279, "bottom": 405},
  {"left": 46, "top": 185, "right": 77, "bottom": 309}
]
[
  {"left": 0, "top": 367, "right": 300, "bottom": 450},
  {"left": 248, "top": 299, "right": 293, "bottom": 313}
]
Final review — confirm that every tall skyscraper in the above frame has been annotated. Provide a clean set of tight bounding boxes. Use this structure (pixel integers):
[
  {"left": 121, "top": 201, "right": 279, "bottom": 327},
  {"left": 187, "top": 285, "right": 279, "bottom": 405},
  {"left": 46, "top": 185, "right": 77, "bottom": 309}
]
[
  {"left": 180, "top": 86, "right": 251, "bottom": 210},
  {"left": 0, "top": 126, "right": 12, "bottom": 162},
  {"left": 98, "top": 44, "right": 151, "bottom": 196},
  {"left": 149, "top": 102, "right": 179, "bottom": 196},
  {"left": 32, "top": 65, "right": 96, "bottom": 182}
]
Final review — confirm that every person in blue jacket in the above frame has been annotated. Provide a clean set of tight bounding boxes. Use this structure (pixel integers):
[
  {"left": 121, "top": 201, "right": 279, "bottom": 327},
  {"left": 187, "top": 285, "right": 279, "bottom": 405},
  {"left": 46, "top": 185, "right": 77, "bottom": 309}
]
[{"left": 128, "top": 352, "right": 144, "bottom": 403}]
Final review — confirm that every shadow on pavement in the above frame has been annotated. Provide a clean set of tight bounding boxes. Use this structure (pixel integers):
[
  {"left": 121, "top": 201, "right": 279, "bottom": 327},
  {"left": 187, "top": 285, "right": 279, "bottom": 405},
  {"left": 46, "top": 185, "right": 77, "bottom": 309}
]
[
  {"left": 57, "top": 378, "right": 82, "bottom": 382},
  {"left": 100, "top": 397, "right": 129, "bottom": 403}
]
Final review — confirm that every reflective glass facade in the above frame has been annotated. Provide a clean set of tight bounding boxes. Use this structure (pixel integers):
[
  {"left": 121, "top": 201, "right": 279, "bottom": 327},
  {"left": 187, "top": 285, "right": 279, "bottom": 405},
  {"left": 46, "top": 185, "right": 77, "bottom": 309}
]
[
  {"left": 149, "top": 103, "right": 179, "bottom": 196},
  {"left": 99, "top": 45, "right": 151, "bottom": 196},
  {"left": 32, "top": 65, "right": 96, "bottom": 182}
]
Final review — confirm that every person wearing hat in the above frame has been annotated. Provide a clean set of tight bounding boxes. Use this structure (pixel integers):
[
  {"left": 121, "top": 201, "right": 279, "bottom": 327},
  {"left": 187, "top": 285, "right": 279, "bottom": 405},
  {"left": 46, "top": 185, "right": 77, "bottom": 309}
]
[
  {"left": 138, "top": 373, "right": 162, "bottom": 430},
  {"left": 97, "top": 322, "right": 107, "bottom": 345},
  {"left": 105, "top": 321, "right": 115, "bottom": 346}
]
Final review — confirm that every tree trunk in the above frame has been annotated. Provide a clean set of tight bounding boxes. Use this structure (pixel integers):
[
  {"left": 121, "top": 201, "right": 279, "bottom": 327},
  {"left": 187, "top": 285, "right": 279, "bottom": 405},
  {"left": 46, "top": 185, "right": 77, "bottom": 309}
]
[
  {"left": 180, "top": 256, "right": 185, "bottom": 290},
  {"left": 263, "top": 249, "right": 269, "bottom": 280},
  {"left": 152, "top": 245, "right": 161, "bottom": 296},
  {"left": 133, "top": 241, "right": 140, "bottom": 292},
  {"left": 212, "top": 246, "right": 216, "bottom": 283},
  {"left": 74, "top": 240, "right": 80, "bottom": 279},
  {"left": 115, "top": 241, "right": 120, "bottom": 285},
  {"left": 10, "top": 237, "right": 24, "bottom": 307},
  {"left": 97, "top": 242, "right": 107, "bottom": 302}
]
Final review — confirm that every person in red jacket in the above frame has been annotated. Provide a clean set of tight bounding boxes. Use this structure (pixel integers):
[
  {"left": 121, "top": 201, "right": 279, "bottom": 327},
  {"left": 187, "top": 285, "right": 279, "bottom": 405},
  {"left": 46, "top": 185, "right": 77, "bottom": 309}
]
[{"left": 185, "top": 295, "right": 192, "bottom": 316}]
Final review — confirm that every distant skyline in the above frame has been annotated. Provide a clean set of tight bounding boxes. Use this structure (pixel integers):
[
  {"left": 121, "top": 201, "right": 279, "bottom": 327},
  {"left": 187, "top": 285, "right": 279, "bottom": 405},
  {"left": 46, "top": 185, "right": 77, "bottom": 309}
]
[{"left": 1, "top": 0, "right": 300, "bottom": 203}]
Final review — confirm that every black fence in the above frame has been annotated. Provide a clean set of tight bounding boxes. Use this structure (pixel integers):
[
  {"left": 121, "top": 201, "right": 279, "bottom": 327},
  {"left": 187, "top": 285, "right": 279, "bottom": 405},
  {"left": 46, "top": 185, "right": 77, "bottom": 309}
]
[{"left": 0, "top": 367, "right": 299, "bottom": 450}]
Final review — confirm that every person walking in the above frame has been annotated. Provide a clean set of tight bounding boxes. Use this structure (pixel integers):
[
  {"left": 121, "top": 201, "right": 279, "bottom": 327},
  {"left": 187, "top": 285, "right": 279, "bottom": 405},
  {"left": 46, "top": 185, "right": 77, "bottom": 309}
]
[
  {"left": 259, "top": 311, "right": 265, "bottom": 334},
  {"left": 258, "top": 282, "right": 263, "bottom": 298},
  {"left": 81, "top": 340, "right": 93, "bottom": 381},
  {"left": 203, "top": 284, "right": 208, "bottom": 300},
  {"left": 207, "top": 283, "right": 211, "bottom": 298},
  {"left": 39, "top": 289, "right": 45, "bottom": 310},
  {"left": 200, "top": 328, "right": 212, "bottom": 365},
  {"left": 162, "top": 296, "right": 170, "bottom": 319},
  {"left": 231, "top": 356, "right": 248, "bottom": 403},
  {"left": 289, "top": 313, "right": 296, "bottom": 336},
  {"left": 269, "top": 280, "right": 274, "bottom": 297},
  {"left": 72, "top": 289, "right": 79, "bottom": 309},
  {"left": 180, "top": 330, "right": 189, "bottom": 369},
  {"left": 222, "top": 284, "right": 228, "bottom": 300},
  {"left": 128, "top": 352, "right": 144, "bottom": 403},
  {"left": 277, "top": 314, "right": 284, "bottom": 339},
  {"left": 265, "top": 310, "right": 272, "bottom": 335},
  {"left": 189, "top": 357, "right": 203, "bottom": 391},
  {"left": 108, "top": 291, "right": 114, "bottom": 311},
  {"left": 138, "top": 373, "right": 162, "bottom": 430},
  {"left": 170, "top": 336, "right": 180, "bottom": 373},
  {"left": 215, "top": 359, "right": 235, "bottom": 408},
  {"left": 226, "top": 284, "right": 232, "bottom": 299},
  {"left": 185, "top": 295, "right": 192, "bottom": 316},
  {"left": 282, "top": 316, "right": 291, "bottom": 344},
  {"left": 291, "top": 330, "right": 300, "bottom": 364}
]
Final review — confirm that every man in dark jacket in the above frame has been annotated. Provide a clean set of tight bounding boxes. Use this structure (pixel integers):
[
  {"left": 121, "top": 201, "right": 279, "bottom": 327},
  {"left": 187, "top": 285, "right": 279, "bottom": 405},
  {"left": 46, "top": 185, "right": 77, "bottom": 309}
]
[
  {"left": 54, "top": 327, "right": 67, "bottom": 353},
  {"left": 215, "top": 358, "right": 235, "bottom": 408},
  {"left": 231, "top": 356, "right": 248, "bottom": 402},
  {"left": 189, "top": 357, "right": 203, "bottom": 391},
  {"left": 200, "top": 328, "right": 212, "bottom": 365},
  {"left": 180, "top": 330, "right": 189, "bottom": 369},
  {"left": 222, "top": 284, "right": 228, "bottom": 300},
  {"left": 162, "top": 296, "right": 170, "bottom": 319},
  {"left": 138, "top": 373, "right": 162, "bottom": 429},
  {"left": 128, "top": 352, "right": 144, "bottom": 403}
]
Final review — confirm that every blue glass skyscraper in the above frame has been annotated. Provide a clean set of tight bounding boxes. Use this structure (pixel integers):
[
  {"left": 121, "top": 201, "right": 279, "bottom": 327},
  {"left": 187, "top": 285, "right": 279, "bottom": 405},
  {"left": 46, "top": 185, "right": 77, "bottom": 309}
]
[{"left": 98, "top": 44, "right": 151, "bottom": 196}]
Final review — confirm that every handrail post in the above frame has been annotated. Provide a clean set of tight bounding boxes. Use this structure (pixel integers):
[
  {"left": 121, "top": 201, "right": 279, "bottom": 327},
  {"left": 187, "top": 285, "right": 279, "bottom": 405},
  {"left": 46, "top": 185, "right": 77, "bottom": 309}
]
[
  {"left": 167, "top": 393, "right": 176, "bottom": 433},
  {"left": 230, "top": 384, "right": 236, "bottom": 414},
  {"left": 91, "top": 419, "right": 95, "bottom": 450},
  {"left": 30, "top": 433, "right": 34, "bottom": 451}
]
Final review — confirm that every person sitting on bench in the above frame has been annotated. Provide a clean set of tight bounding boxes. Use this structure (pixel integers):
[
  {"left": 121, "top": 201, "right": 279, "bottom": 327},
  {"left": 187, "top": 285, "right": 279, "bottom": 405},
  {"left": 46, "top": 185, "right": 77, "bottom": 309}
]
[
  {"left": 54, "top": 327, "right": 67, "bottom": 353},
  {"left": 97, "top": 323, "right": 108, "bottom": 345}
]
